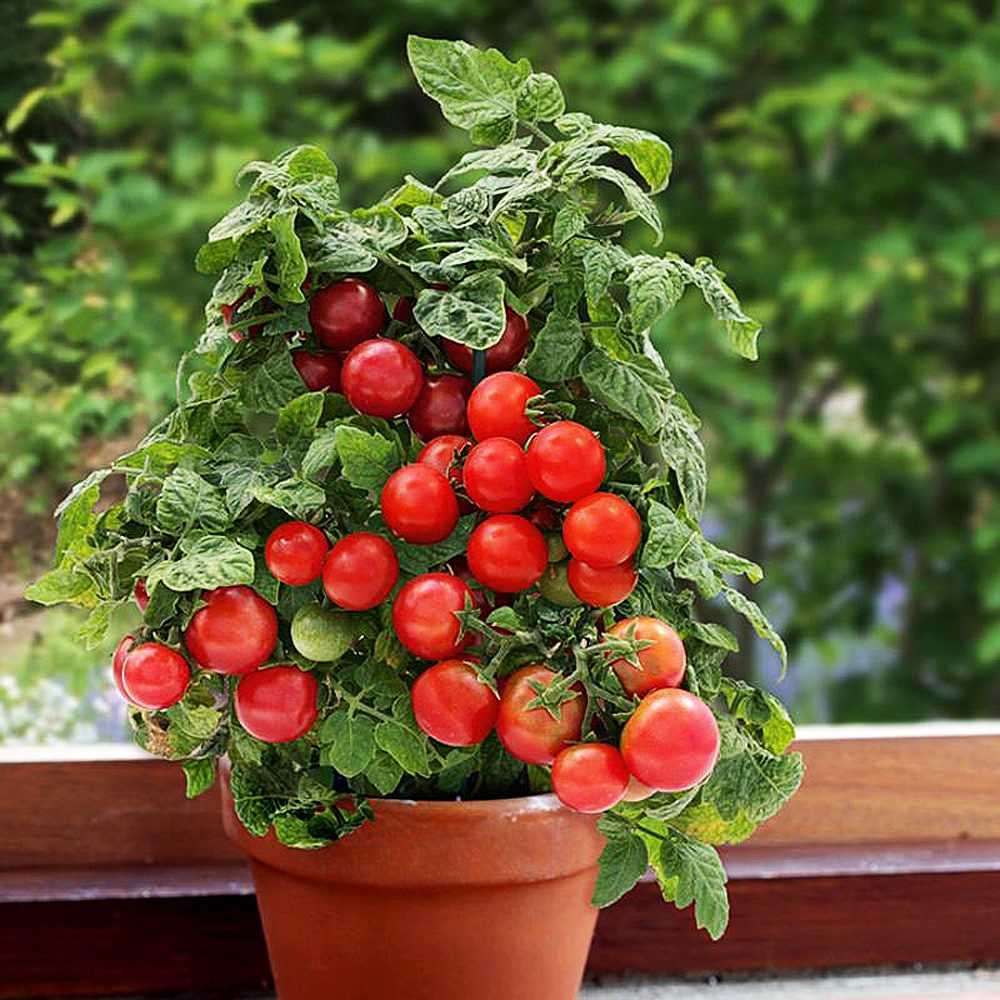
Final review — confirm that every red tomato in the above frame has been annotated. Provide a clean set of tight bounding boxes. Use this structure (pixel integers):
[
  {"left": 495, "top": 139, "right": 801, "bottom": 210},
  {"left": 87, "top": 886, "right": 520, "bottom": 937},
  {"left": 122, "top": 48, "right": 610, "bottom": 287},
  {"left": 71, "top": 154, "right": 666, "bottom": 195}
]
[
  {"left": 292, "top": 348, "right": 342, "bottom": 392},
  {"left": 265, "top": 521, "right": 330, "bottom": 586},
  {"left": 467, "top": 515, "right": 548, "bottom": 593},
  {"left": 121, "top": 642, "right": 190, "bottom": 710},
  {"left": 443, "top": 307, "right": 530, "bottom": 375},
  {"left": 496, "top": 665, "right": 584, "bottom": 765},
  {"left": 323, "top": 532, "right": 399, "bottom": 610},
  {"left": 466, "top": 372, "right": 540, "bottom": 444},
  {"left": 392, "top": 573, "right": 473, "bottom": 660},
  {"left": 620, "top": 688, "right": 720, "bottom": 792},
  {"left": 526, "top": 501, "right": 560, "bottom": 532},
  {"left": 112, "top": 634, "right": 134, "bottom": 699},
  {"left": 381, "top": 464, "right": 459, "bottom": 544},
  {"left": 133, "top": 579, "right": 149, "bottom": 613},
  {"left": 393, "top": 297, "right": 414, "bottom": 323},
  {"left": 407, "top": 373, "right": 471, "bottom": 440},
  {"left": 341, "top": 339, "right": 424, "bottom": 419},
  {"left": 607, "top": 616, "right": 686, "bottom": 696},
  {"left": 184, "top": 586, "right": 278, "bottom": 675},
  {"left": 309, "top": 277, "right": 387, "bottom": 350},
  {"left": 525, "top": 421, "right": 606, "bottom": 503},
  {"left": 235, "top": 665, "right": 319, "bottom": 743},
  {"left": 567, "top": 557, "right": 637, "bottom": 607},
  {"left": 562, "top": 492, "right": 641, "bottom": 568},
  {"left": 552, "top": 743, "right": 630, "bottom": 814},
  {"left": 418, "top": 434, "right": 469, "bottom": 480},
  {"left": 462, "top": 437, "right": 535, "bottom": 513},
  {"left": 411, "top": 659, "right": 499, "bottom": 746}
]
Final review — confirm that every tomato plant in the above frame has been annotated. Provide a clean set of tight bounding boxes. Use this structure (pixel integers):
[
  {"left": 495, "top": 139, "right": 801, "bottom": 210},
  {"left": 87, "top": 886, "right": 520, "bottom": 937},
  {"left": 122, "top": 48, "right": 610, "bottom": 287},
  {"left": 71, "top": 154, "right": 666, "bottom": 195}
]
[
  {"left": 265, "top": 521, "right": 330, "bottom": 586},
  {"left": 411, "top": 658, "right": 499, "bottom": 746},
  {"left": 235, "top": 665, "right": 319, "bottom": 743},
  {"left": 407, "top": 374, "right": 470, "bottom": 440},
  {"left": 443, "top": 307, "right": 529, "bottom": 376}
]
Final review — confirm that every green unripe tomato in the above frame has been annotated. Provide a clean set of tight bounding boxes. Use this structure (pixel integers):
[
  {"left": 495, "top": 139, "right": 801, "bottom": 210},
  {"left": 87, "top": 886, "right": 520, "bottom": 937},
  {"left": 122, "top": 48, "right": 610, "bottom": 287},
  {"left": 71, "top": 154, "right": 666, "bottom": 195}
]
[
  {"left": 291, "top": 603, "right": 359, "bottom": 662},
  {"left": 545, "top": 532, "right": 569, "bottom": 563},
  {"left": 538, "top": 561, "right": 581, "bottom": 607}
]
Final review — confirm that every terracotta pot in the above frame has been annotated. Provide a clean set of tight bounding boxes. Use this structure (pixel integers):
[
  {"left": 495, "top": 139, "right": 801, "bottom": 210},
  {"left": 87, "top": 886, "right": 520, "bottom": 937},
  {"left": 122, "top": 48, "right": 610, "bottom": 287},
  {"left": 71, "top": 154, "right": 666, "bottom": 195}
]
[{"left": 220, "top": 766, "right": 605, "bottom": 1000}]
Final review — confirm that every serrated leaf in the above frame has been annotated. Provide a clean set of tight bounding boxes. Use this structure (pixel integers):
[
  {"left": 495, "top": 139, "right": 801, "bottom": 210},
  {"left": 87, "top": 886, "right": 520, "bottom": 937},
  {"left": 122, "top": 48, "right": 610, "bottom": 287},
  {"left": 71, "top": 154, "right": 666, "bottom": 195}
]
[
  {"left": 516, "top": 72, "right": 565, "bottom": 122},
  {"left": 552, "top": 201, "right": 588, "bottom": 247},
  {"left": 642, "top": 500, "right": 698, "bottom": 570},
  {"left": 182, "top": 758, "right": 217, "bottom": 799},
  {"left": 149, "top": 535, "right": 255, "bottom": 593},
  {"left": 364, "top": 748, "right": 404, "bottom": 795},
  {"left": 628, "top": 254, "right": 685, "bottom": 331},
  {"left": 25, "top": 565, "right": 93, "bottom": 606},
  {"left": 582, "top": 164, "right": 662, "bottom": 242},
  {"left": 653, "top": 832, "right": 729, "bottom": 940},
  {"left": 268, "top": 208, "right": 308, "bottom": 302},
  {"left": 703, "top": 752, "right": 804, "bottom": 825},
  {"left": 688, "top": 258, "right": 761, "bottom": 360},
  {"left": 592, "top": 833, "right": 649, "bottom": 907},
  {"left": 580, "top": 348, "right": 674, "bottom": 435},
  {"left": 721, "top": 584, "right": 788, "bottom": 676},
  {"left": 155, "top": 468, "right": 230, "bottom": 536},
  {"left": 320, "top": 711, "right": 377, "bottom": 778},
  {"left": 414, "top": 272, "right": 507, "bottom": 349},
  {"left": 375, "top": 718, "right": 431, "bottom": 776},
  {"left": 334, "top": 425, "right": 403, "bottom": 492},
  {"left": 661, "top": 403, "right": 707, "bottom": 517},
  {"left": 239, "top": 349, "right": 305, "bottom": 412},
  {"left": 525, "top": 312, "right": 583, "bottom": 383},
  {"left": 77, "top": 602, "right": 115, "bottom": 649}
]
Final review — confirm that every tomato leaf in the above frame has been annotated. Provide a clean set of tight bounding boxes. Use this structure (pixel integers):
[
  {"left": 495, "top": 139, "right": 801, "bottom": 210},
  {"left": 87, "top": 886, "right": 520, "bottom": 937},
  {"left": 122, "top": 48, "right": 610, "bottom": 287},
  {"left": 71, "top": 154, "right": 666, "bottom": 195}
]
[
  {"left": 592, "top": 831, "right": 649, "bottom": 907},
  {"left": 413, "top": 272, "right": 507, "bottom": 349}
]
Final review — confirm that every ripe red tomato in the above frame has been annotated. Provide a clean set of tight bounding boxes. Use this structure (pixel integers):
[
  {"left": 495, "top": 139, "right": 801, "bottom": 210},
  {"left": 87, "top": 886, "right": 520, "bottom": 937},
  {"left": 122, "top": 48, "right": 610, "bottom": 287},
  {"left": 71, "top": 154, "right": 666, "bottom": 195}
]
[
  {"left": 341, "top": 339, "right": 424, "bottom": 419},
  {"left": 496, "top": 665, "right": 584, "bottom": 765},
  {"left": 323, "top": 532, "right": 399, "bottom": 610},
  {"left": 567, "top": 557, "right": 637, "bottom": 606},
  {"left": 235, "top": 665, "right": 319, "bottom": 743},
  {"left": 292, "top": 348, "right": 342, "bottom": 392},
  {"left": 620, "top": 688, "right": 720, "bottom": 792},
  {"left": 443, "top": 307, "right": 530, "bottom": 375},
  {"left": 381, "top": 464, "right": 459, "bottom": 544},
  {"left": 392, "top": 573, "right": 473, "bottom": 660},
  {"left": 525, "top": 421, "right": 605, "bottom": 503},
  {"left": 607, "top": 616, "right": 686, "bottom": 697},
  {"left": 184, "top": 586, "right": 278, "bottom": 674},
  {"left": 407, "top": 373, "right": 471, "bottom": 440},
  {"left": 562, "top": 492, "right": 641, "bottom": 568},
  {"left": 411, "top": 659, "right": 499, "bottom": 746},
  {"left": 392, "top": 296, "right": 414, "bottom": 323},
  {"left": 121, "top": 642, "right": 190, "bottom": 710},
  {"left": 418, "top": 434, "right": 469, "bottom": 480},
  {"left": 133, "top": 579, "right": 149, "bottom": 612},
  {"left": 466, "top": 372, "right": 540, "bottom": 444},
  {"left": 112, "top": 634, "right": 134, "bottom": 699},
  {"left": 309, "top": 277, "right": 387, "bottom": 350},
  {"left": 462, "top": 437, "right": 535, "bottom": 513},
  {"left": 265, "top": 521, "right": 330, "bottom": 586},
  {"left": 467, "top": 515, "right": 548, "bottom": 593},
  {"left": 552, "top": 743, "right": 630, "bottom": 814}
]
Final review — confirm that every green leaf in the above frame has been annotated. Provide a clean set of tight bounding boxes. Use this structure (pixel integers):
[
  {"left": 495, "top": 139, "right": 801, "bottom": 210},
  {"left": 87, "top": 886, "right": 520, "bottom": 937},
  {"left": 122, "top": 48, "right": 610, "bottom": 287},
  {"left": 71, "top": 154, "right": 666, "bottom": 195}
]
[
  {"left": 704, "top": 540, "right": 763, "bottom": 584},
  {"left": 375, "top": 717, "right": 431, "bottom": 776},
  {"left": 182, "top": 758, "right": 217, "bottom": 799},
  {"left": 239, "top": 349, "right": 305, "bottom": 412},
  {"left": 77, "top": 602, "right": 115, "bottom": 649},
  {"left": 320, "top": 710, "right": 377, "bottom": 778},
  {"left": 516, "top": 72, "right": 565, "bottom": 122},
  {"left": 580, "top": 348, "right": 674, "bottom": 435},
  {"left": 277, "top": 392, "right": 325, "bottom": 444},
  {"left": 6, "top": 85, "right": 49, "bottom": 133},
  {"left": 721, "top": 584, "right": 788, "bottom": 676},
  {"left": 155, "top": 468, "right": 230, "bottom": 535},
  {"left": 661, "top": 403, "right": 707, "bottom": 517},
  {"left": 653, "top": 831, "right": 729, "bottom": 940},
  {"left": 437, "top": 237, "right": 528, "bottom": 275},
  {"left": 268, "top": 208, "right": 308, "bottom": 302},
  {"left": 413, "top": 272, "right": 507, "bottom": 349},
  {"left": 333, "top": 425, "right": 404, "bottom": 492},
  {"left": 525, "top": 312, "right": 583, "bottom": 383},
  {"left": 592, "top": 833, "right": 649, "bottom": 907},
  {"left": 301, "top": 427, "right": 339, "bottom": 481},
  {"left": 641, "top": 501, "right": 698, "bottom": 569},
  {"left": 54, "top": 482, "right": 100, "bottom": 563},
  {"left": 252, "top": 479, "right": 326, "bottom": 519},
  {"left": 149, "top": 535, "right": 255, "bottom": 593},
  {"left": 364, "top": 748, "right": 404, "bottom": 796},
  {"left": 25, "top": 565, "right": 93, "bottom": 606},
  {"left": 552, "top": 201, "right": 588, "bottom": 247},
  {"left": 583, "top": 164, "right": 662, "bottom": 242},
  {"left": 689, "top": 258, "right": 761, "bottom": 360},
  {"left": 628, "top": 255, "right": 685, "bottom": 331},
  {"left": 582, "top": 242, "right": 628, "bottom": 313},
  {"left": 394, "top": 515, "right": 477, "bottom": 576},
  {"left": 702, "top": 752, "right": 804, "bottom": 825}
]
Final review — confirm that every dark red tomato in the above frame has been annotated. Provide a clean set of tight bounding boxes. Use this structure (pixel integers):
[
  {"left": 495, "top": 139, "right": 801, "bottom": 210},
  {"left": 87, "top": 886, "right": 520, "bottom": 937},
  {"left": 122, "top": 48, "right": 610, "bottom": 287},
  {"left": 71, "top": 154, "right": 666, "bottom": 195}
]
[
  {"left": 567, "top": 557, "right": 637, "bottom": 607},
  {"left": 323, "top": 532, "right": 399, "bottom": 610},
  {"left": 462, "top": 437, "right": 535, "bottom": 513},
  {"left": 525, "top": 421, "right": 606, "bottom": 503},
  {"left": 466, "top": 372, "right": 541, "bottom": 444},
  {"left": 407, "top": 373, "right": 471, "bottom": 440},
  {"left": 496, "top": 665, "right": 584, "bottom": 765},
  {"left": 620, "top": 688, "right": 720, "bottom": 792},
  {"left": 184, "top": 586, "right": 278, "bottom": 675},
  {"left": 235, "top": 665, "right": 319, "bottom": 743},
  {"left": 309, "top": 277, "right": 387, "bottom": 350},
  {"left": 291, "top": 348, "right": 342, "bottom": 392},
  {"left": 417, "top": 434, "right": 471, "bottom": 509},
  {"left": 341, "top": 339, "right": 424, "bottom": 419},
  {"left": 552, "top": 743, "right": 630, "bottom": 814},
  {"left": 112, "top": 634, "right": 134, "bottom": 699},
  {"left": 526, "top": 501, "right": 560, "bottom": 532},
  {"left": 133, "top": 579, "right": 149, "bottom": 613},
  {"left": 443, "top": 307, "right": 530, "bottom": 376},
  {"left": 562, "top": 492, "right": 641, "bottom": 568},
  {"left": 392, "top": 297, "right": 414, "bottom": 323},
  {"left": 265, "top": 521, "right": 330, "bottom": 586},
  {"left": 121, "top": 642, "right": 190, "bottom": 710},
  {"left": 411, "top": 659, "right": 499, "bottom": 746},
  {"left": 381, "top": 464, "right": 459, "bottom": 544},
  {"left": 467, "top": 515, "right": 548, "bottom": 593},
  {"left": 607, "top": 616, "right": 686, "bottom": 697},
  {"left": 392, "top": 573, "right": 473, "bottom": 660}
]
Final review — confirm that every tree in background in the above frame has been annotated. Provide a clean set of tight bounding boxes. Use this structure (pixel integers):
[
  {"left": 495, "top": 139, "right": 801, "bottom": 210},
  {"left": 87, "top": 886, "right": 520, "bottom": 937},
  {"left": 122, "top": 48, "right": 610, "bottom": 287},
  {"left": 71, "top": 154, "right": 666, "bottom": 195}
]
[{"left": 3, "top": 0, "right": 998, "bottom": 722}]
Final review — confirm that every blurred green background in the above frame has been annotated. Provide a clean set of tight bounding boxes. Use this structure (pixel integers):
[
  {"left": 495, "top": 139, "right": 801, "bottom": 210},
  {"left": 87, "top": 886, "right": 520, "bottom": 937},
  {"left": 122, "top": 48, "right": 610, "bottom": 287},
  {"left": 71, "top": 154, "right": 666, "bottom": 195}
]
[{"left": 1, "top": 0, "right": 998, "bottom": 742}]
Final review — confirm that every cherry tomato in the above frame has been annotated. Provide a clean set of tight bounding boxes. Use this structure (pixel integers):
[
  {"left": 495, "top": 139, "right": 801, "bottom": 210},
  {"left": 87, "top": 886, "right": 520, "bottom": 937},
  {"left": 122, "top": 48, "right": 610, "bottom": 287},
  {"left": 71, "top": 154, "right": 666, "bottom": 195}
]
[
  {"left": 235, "top": 665, "right": 319, "bottom": 743},
  {"left": 393, "top": 297, "right": 414, "bottom": 324},
  {"left": 381, "top": 464, "right": 459, "bottom": 544},
  {"left": 323, "top": 532, "right": 399, "bottom": 610},
  {"left": 411, "top": 659, "right": 499, "bottom": 746},
  {"left": 562, "top": 492, "right": 641, "bottom": 568},
  {"left": 112, "top": 634, "right": 134, "bottom": 699},
  {"left": 292, "top": 348, "right": 342, "bottom": 392},
  {"left": 133, "top": 579, "right": 149, "bottom": 613},
  {"left": 462, "top": 437, "right": 535, "bottom": 513},
  {"left": 309, "top": 277, "right": 387, "bottom": 350},
  {"left": 607, "top": 616, "right": 686, "bottom": 697},
  {"left": 552, "top": 743, "right": 630, "bottom": 814},
  {"left": 184, "top": 586, "right": 278, "bottom": 675},
  {"left": 538, "top": 562, "right": 581, "bottom": 607},
  {"left": 620, "top": 688, "right": 720, "bottom": 792},
  {"left": 408, "top": 374, "right": 471, "bottom": 440},
  {"left": 121, "top": 642, "right": 190, "bottom": 710},
  {"left": 466, "top": 372, "right": 540, "bottom": 444},
  {"left": 467, "top": 515, "right": 548, "bottom": 593},
  {"left": 265, "top": 521, "right": 330, "bottom": 586},
  {"left": 567, "top": 557, "right": 637, "bottom": 607},
  {"left": 443, "top": 307, "right": 530, "bottom": 375},
  {"left": 526, "top": 501, "right": 560, "bottom": 532},
  {"left": 525, "top": 421, "right": 605, "bottom": 503},
  {"left": 496, "top": 665, "right": 584, "bottom": 765},
  {"left": 392, "top": 573, "right": 473, "bottom": 660},
  {"left": 621, "top": 775, "right": 655, "bottom": 802},
  {"left": 417, "top": 434, "right": 471, "bottom": 509},
  {"left": 341, "top": 339, "right": 424, "bottom": 419}
]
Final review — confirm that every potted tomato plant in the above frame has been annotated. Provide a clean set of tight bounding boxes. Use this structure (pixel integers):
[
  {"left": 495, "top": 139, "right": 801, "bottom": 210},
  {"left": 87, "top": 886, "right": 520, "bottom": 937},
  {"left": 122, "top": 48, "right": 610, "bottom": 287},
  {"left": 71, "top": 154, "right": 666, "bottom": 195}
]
[{"left": 29, "top": 37, "right": 803, "bottom": 1000}]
